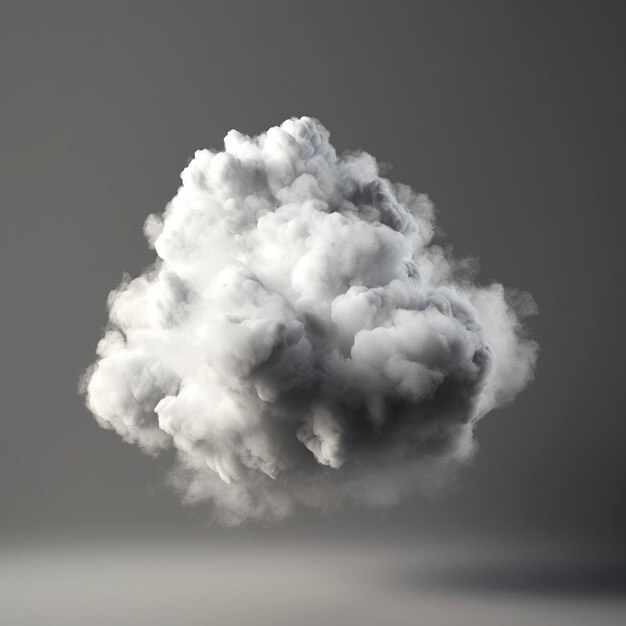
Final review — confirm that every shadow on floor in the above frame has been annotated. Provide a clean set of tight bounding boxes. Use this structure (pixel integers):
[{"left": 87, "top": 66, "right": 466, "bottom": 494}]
[{"left": 396, "top": 557, "right": 626, "bottom": 598}]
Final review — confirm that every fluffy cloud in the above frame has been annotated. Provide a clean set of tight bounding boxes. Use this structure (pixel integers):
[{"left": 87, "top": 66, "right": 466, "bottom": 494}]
[{"left": 81, "top": 117, "right": 538, "bottom": 524}]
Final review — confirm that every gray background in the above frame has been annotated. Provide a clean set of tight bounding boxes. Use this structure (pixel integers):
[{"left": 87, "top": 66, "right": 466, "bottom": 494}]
[{"left": 1, "top": 2, "right": 625, "bottom": 624}]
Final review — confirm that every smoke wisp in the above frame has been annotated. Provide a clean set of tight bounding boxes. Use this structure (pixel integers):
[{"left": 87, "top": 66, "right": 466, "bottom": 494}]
[{"left": 82, "top": 117, "right": 538, "bottom": 524}]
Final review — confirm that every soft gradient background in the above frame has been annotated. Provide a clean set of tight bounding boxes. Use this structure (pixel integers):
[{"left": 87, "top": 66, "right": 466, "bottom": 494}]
[{"left": 1, "top": 1, "right": 625, "bottom": 624}]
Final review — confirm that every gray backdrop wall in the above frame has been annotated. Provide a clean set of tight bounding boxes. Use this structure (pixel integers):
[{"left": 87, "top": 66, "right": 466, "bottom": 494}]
[{"left": 1, "top": 0, "right": 624, "bottom": 543}]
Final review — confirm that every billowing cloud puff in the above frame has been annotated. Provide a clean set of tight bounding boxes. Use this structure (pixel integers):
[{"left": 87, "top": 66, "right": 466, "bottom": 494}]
[{"left": 81, "top": 117, "right": 538, "bottom": 524}]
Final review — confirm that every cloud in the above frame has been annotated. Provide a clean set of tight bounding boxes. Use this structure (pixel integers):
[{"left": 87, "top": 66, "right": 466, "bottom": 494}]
[{"left": 81, "top": 117, "right": 538, "bottom": 524}]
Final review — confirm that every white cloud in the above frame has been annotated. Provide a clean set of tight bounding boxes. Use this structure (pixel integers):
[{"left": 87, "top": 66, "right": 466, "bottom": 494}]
[{"left": 81, "top": 117, "right": 538, "bottom": 524}]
